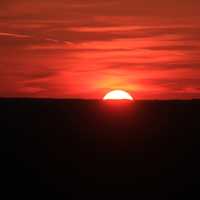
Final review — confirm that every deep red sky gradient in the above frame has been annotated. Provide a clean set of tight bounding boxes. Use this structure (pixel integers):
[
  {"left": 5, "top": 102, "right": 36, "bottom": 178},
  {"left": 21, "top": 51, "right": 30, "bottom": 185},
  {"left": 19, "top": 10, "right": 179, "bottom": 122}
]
[{"left": 0, "top": 0, "right": 200, "bottom": 99}]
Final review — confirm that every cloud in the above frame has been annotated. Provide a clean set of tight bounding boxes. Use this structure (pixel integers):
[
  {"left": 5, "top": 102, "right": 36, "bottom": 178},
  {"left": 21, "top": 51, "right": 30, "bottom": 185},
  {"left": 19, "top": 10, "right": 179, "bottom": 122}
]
[
  {"left": 1, "top": 0, "right": 200, "bottom": 20},
  {"left": 0, "top": 32, "right": 30, "bottom": 38},
  {"left": 21, "top": 70, "right": 59, "bottom": 80},
  {"left": 0, "top": 0, "right": 200, "bottom": 99}
]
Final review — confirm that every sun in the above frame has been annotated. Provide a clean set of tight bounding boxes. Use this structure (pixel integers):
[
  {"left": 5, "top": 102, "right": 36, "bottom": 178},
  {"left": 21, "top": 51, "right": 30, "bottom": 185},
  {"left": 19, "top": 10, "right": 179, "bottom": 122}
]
[{"left": 103, "top": 90, "right": 133, "bottom": 100}]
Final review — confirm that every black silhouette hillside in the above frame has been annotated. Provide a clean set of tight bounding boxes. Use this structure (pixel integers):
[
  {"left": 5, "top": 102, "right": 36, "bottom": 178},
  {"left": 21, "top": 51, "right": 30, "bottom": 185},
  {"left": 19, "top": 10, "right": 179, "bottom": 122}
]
[{"left": 0, "top": 99, "right": 200, "bottom": 199}]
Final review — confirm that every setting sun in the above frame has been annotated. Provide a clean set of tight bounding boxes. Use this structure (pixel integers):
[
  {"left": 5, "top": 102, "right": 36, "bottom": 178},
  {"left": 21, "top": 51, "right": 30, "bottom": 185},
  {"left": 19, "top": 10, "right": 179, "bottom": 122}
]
[{"left": 103, "top": 90, "right": 133, "bottom": 100}]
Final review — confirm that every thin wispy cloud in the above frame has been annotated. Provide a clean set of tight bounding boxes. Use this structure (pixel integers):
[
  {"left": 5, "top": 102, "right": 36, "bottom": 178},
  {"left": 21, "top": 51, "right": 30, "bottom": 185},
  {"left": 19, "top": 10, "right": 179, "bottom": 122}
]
[{"left": 0, "top": 32, "right": 30, "bottom": 38}]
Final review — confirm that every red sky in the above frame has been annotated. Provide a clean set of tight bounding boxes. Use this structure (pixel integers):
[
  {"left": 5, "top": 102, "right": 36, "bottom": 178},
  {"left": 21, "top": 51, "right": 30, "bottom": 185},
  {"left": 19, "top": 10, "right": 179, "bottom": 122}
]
[{"left": 0, "top": 0, "right": 200, "bottom": 99}]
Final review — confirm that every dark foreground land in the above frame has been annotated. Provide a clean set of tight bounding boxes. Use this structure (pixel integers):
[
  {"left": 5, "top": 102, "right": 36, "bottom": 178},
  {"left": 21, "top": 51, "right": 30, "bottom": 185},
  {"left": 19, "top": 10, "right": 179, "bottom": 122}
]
[{"left": 0, "top": 99, "right": 200, "bottom": 199}]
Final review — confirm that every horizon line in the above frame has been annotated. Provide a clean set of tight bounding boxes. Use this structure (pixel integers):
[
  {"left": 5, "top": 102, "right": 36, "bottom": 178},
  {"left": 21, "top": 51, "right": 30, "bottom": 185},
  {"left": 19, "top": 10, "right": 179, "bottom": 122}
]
[{"left": 0, "top": 97, "right": 200, "bottom": 101}]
